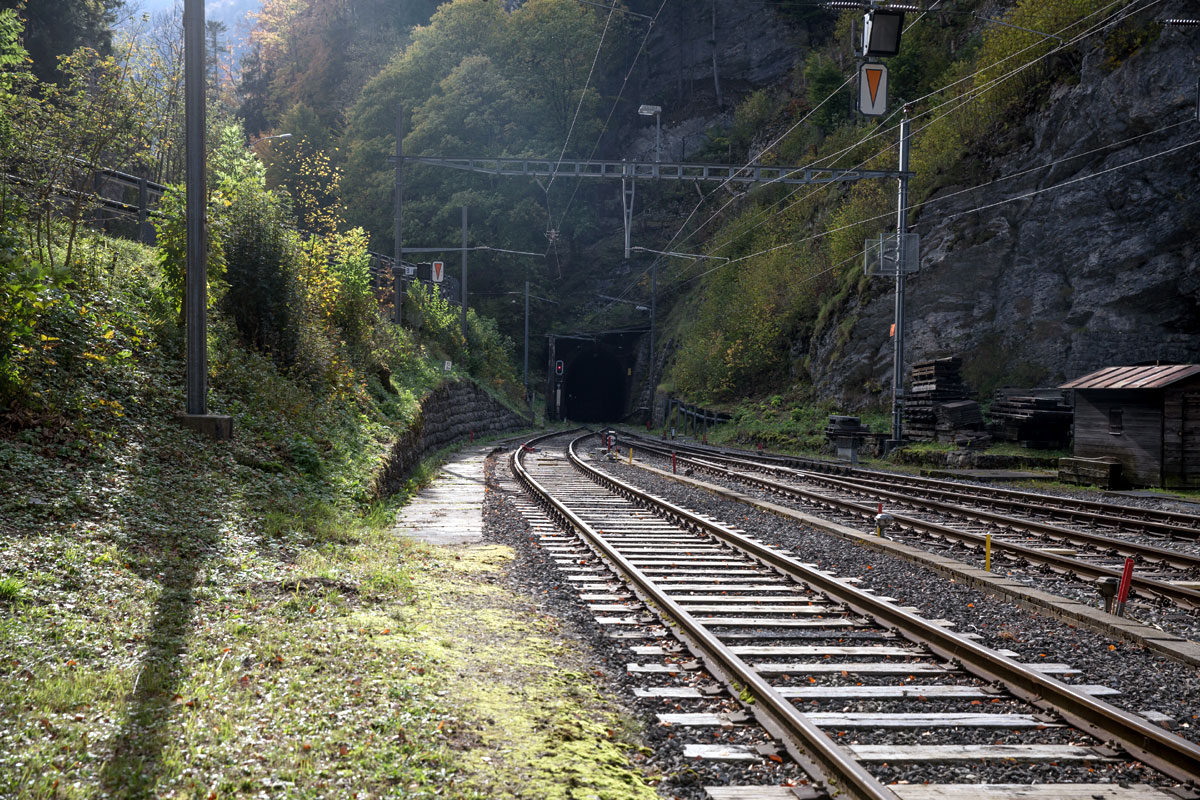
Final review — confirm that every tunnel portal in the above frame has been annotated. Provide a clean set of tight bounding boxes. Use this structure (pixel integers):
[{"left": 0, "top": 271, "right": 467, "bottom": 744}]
[{"left": 562, "top": 345, "right": 626, "bottom": 422}]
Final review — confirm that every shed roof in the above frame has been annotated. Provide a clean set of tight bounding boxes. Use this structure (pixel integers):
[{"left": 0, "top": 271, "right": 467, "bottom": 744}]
[{"left": 1060, "top": 364, "right": 1200, "bottom": 390}]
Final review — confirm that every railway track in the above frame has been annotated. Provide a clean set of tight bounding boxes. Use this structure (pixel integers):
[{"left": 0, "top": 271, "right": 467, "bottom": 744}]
[
  {"left": 636, "top": 436, "right": 1200, "bottom": 540},
  {"left": 510, "top": 431, "right": 1200, "bottom": 800},
  {"left": 615, "top": 432, "right": 1200, "bottom": 613}
]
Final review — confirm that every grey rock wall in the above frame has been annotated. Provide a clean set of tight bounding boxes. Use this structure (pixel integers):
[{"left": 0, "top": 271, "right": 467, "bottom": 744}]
[
  {"left": 810, "top": 20, "right": 1200, "bottom": 406},
  {"left": 374, "top": 380, "right": 529, "bottom": 497}
]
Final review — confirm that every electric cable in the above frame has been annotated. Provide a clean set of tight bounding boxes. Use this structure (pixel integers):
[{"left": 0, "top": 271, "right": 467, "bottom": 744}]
[
  {"left": 556, "top": 0, "right": 668, "bottom": 223},
  {"left": 674, "top": 128, "right": 1200, "bottom": 287},
  {"left": 669, "top": 0, "right": 1160, "bottom": 276},
  {"left": 546, "top": 3, "right": 617, "bottom": 193},
  {"left": 590, "top": 0, "right": 1159, "bottom": 314},
  {"left": 683, "top": 0, "right": 1150, "bottom": 260}
]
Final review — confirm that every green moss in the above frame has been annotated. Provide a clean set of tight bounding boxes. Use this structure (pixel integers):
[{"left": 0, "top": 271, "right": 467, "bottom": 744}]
[{"left": 388, "top": 544, "right": 657, "bottom": 800}]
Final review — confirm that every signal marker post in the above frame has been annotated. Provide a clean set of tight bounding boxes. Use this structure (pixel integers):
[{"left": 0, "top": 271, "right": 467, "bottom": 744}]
[{"left": 859, "top": 63, "right": 888, "bottom": 116}]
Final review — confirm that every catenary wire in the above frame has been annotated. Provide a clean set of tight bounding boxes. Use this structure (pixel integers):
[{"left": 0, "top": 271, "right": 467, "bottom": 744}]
[
  {"left": 674, "top": 130, "right": 1200, "bottom": 287},
  {"left": 677, "top": 0, "right": 1150, "bottom": 263},
  {"left": 588, "top": 0, "right": 1156, "bottom": 317},
  {"left": 664, "top": 0, "right": 1160, "bottom": 283}
]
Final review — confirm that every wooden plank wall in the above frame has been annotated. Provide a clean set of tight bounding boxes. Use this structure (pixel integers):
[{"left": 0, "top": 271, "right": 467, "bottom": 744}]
[
  {"left": 1169, "top": 387, "right": 1200, "bottom": 488},
  {"left": 1073, "top": 390, "right": 1163, "bottom": 486}
]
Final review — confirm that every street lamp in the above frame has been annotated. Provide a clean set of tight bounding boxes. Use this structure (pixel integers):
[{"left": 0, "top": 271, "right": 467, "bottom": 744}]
[
  {"left": 638, "top": 104, "right": 662, "bottom": 164},
  {"left": 250, "top": 132, "right": 292, "bottom": 147}
]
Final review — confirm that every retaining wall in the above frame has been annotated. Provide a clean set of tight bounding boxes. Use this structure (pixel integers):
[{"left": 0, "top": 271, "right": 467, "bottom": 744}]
[{"left": 374, "top": 380, "right": 530, "bottom": 497}]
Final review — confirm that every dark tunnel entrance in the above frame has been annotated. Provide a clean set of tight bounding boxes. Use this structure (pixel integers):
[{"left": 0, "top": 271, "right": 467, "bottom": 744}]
[{"left": 563, "top": 346, "right": 626, "bottom": 422}]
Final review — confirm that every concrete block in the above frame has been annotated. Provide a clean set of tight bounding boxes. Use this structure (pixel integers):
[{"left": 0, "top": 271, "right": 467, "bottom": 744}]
[{"left": 174, "top": 413, "right": 233, "bottom": 440}]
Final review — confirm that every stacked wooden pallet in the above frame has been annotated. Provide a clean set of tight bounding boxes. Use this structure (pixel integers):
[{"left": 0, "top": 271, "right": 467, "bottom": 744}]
[
  {"left": 1058, "top": 456, "right": 1123, "bottom": 488},
  {"left": 989, "top": 388, "right": 1073, "bottom": 449},
  {"left": 904, "top": 358, "right": 986, "bottom": 442}
]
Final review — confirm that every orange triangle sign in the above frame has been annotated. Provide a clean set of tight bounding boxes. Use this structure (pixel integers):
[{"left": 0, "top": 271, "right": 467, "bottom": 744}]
[{"left": 866, "top": 67, "right": 883, "bottom": 105}]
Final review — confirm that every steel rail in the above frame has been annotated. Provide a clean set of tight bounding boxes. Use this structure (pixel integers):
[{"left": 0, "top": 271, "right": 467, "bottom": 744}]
[
  {"left": 512, "top": 433, "right": 900, "bottom": 800},
  {"left": 569, "top": 435, "right": 1200, "bottom": 787},
  {"left": 797, "top": 470, "right": 1200, "bottom": 571},
  {"left": 641, "top": 442, "right": 1200, "bottom": 610},
  {"left": 822, "top": 469, "right": 1200, "bottom": 539},
  {"left": 628, "top": 431, "right": 1200, "bottom": 536}
]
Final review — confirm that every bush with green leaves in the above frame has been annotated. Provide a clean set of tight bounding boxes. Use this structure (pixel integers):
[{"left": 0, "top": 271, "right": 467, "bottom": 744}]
[
  {"left": 219, "top": 181, "right": 302, "bottom": 366},
  {"left": 0, "top": 225, "right": 70, "bottom": 404}
]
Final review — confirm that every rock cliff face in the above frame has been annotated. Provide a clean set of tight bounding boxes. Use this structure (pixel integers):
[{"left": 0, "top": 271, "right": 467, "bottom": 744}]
[
  {"left": 627, "top": 1, "right": 814, "bottom": 160},
  {"left": 809, "top": 22, "right": 1200, "bottom": 404}
]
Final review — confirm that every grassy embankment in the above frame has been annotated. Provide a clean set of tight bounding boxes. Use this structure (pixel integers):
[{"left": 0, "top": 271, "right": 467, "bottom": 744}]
[{"left": 0, "top": 232, "right": 653, "bottom": 799}]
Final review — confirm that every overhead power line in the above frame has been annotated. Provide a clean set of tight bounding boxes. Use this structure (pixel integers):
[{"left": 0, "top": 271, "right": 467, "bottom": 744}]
[
  {"left": 673, "top": 0, "right": 1159, "bottom": 274},
  {"left": 674, "top": 129, "right": 1200, "bottom": 288}
]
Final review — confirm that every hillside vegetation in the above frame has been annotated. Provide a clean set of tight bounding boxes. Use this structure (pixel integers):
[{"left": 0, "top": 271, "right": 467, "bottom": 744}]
[
  {"left": 664, "top": 0, "right": 1157, "bottom": 405},
  {"left": 0, "top": 8, "right": 559, "bottom": 795}
]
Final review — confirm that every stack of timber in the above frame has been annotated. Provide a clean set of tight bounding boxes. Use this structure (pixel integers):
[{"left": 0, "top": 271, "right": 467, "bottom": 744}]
[
  {"left": 1058, "top": 456, "right": 1123, "bottom": 489},
  {"left": 904, "top": 358, "right": 987, "bottom": 443},
  {"left": 989, "top": 388, "right": 1074, "bottom": 449}
]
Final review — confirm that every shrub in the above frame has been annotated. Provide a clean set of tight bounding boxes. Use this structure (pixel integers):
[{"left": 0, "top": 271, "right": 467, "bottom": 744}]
[
  {"left": 220, "top": 183, "right": 302, "bottom": 365},
  {"left": 0, "top": 224, "right": 69, "bottom": 403}
]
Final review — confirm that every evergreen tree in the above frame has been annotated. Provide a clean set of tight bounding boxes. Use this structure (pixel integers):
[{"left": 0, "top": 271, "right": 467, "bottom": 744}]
[{"left": 0, "top": 0, "right": 124, "bottom": 83}]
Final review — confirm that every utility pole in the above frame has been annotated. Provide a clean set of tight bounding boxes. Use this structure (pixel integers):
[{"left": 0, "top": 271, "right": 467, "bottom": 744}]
[
  {"left": 891, "top": 108, "right": 911, "bottom": 447},
  {"left": 184, "top": 0, "right": 205, "bottom": 417},
  {"left": 461, "top": 205, "right": 469, "bottom": 341},
  {"left": 176, "top": 0, "right": 230, "bottom": 439},
  {"left": 394, "top": 105, "right": 405, "bottom": 325},
  {"left": 524, "top": 279, "right": 530, "bottom": 403},
  {"left": 650, "top": 261, "right": 656, "bottom": 397},
  {"left": 621, "top": 162, "right": 634, "bottom": 259}
]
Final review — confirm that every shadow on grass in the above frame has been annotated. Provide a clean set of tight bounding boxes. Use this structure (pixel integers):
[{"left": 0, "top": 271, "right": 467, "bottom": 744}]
[{"left": 99, "top": 433, "right": 222, "bottom": 799}]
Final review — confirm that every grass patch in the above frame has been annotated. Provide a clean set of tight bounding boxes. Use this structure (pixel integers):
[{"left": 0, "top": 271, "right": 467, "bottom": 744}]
[
  {"left": 0, "top": 227, "right": 538, "bottom": 797},
  {"left": 0, "top": 576, "right": 23, "bottom": 604},
  {"left": 386, "top": 544, "right": 656, "bottom": 800}
]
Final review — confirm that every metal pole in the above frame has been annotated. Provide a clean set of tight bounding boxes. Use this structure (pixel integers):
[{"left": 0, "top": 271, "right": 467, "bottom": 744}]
[
  {"left": 137, "top": 177, "right": 150, "bottom": 244},
  {"left": 621, "top": 162, "right": 634, "bottom": 260},
  {"left": 891, "top": 109, "right": 911, "bottom": 446},
  {"left": 524, "top": 279, "right": 530, "bottom": 402},
  {"left": 650, "top": 260, "right": 656, "bottom": 404},
  {"left": 184, "top": 0, "right": 207, "bottom": 417},
  {"left": 655, "top": 112, "right": 661, "bottom": 163},
  {"left": 393, "top": 105, "right": 404, "bottom": 325},
  {"left": 547, "top": 335, "right": 556, "bottom": 421},
  {"left": 460, "top": 205, "right": 468, "bottom": 341}
]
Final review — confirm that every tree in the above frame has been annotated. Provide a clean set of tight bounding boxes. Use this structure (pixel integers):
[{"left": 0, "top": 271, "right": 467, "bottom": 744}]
[{"left": 0, "top": 0, "right": 123, "bottom": 84}]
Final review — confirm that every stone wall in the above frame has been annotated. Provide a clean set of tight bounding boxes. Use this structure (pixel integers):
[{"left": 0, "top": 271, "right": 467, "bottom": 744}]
[{"left": 374, "top": 380, "right": 530, "bottom": 498}]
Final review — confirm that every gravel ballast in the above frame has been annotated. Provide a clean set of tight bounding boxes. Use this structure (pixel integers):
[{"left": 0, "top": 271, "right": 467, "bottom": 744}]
[{"left": 484, "top": 436, "right": 1200, "bottom": 795}]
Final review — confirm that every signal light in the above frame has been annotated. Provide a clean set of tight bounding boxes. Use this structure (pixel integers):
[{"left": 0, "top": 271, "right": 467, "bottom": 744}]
[
  {"left": 863, "top": 9, "right": 905, "bottom": 57},
  {"left": 555, "top": 360, "right": 564, "bottom": 376}
]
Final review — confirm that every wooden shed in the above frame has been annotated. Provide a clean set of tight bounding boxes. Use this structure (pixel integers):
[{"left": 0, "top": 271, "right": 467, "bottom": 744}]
[{"left": 1060, "top": 364, "right": 1200, "bottom": 489}]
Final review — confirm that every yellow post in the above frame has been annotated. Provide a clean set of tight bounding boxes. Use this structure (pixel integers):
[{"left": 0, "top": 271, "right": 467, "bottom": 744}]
[
  {"left": 628, "top": 446, "right": 633, "bottom": 465},
  {"left": 985, "top": 533, "right": 992, "bottom": 572}
]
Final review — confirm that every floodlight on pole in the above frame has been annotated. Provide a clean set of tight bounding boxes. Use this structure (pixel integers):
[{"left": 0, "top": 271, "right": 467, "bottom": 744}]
[
  {"left": 638, "top": 104, "right": 662, "bottom": 165},
  {"left": 250, "top": 132, "right": 292, "bottom": 146},
  {"left": 862, "top": 8, "right": 905, "bottom": 57}
]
